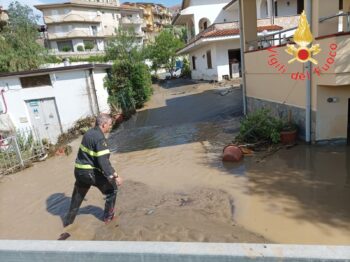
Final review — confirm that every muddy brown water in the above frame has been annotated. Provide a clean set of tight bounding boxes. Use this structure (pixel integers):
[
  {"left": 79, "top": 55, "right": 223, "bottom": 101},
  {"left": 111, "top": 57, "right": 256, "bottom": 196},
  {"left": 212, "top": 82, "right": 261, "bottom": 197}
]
[{"left": 0, "top": 80, "right": 349, "bottom": 244}]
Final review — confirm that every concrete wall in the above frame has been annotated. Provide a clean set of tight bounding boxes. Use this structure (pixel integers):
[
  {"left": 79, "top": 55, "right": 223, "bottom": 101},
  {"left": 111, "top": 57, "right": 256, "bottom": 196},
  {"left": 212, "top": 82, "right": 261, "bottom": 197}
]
[
  {"left": 0, "top": 241, "right": 349, "bottom": 262},
  {"left": 0, "top": 68, "right": 109, "bottom": 141}
]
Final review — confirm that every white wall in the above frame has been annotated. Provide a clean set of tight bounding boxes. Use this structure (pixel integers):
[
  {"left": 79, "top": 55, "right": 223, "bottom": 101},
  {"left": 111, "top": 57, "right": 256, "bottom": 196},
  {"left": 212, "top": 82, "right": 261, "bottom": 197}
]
[
  {"left": 190, "top": 39, "right": 240, "bottom": 81},
  {"left": 93, "top": 69, "right": 110, "bottom": 114},
  {"left": 0, "top": 68, "right": 110, "bottom": 141},
  {"left": 182, "top": 0, "right": 236, "bottom": 35},
  {"left": 215, "top": 39, "right": 241, "bottom": 80},
  {"left": 276, "top": 0, "right": 297, "bottom": 17},
  {"left": 190, "top": 43, "right": 218, "bottom": 81}
]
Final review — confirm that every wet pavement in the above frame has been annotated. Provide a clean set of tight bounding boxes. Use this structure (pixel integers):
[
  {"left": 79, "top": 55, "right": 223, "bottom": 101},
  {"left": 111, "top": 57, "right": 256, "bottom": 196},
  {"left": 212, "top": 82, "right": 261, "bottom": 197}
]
[{"left": 0, "top": 78, "right": 349, "bottom": 244}]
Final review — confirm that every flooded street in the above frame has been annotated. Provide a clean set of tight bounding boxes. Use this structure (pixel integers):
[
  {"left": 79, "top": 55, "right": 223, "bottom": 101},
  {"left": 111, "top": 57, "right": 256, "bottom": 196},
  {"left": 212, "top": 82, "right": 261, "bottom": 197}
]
[{"left": 0, "top": 79, "right": 349, "bottom": 244}]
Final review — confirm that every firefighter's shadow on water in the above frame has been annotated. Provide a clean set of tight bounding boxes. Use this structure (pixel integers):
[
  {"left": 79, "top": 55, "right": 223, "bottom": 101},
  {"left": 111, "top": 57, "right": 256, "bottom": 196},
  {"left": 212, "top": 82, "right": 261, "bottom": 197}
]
[{"left": 46, "top": 193, "right": 104, "bottom": 226}]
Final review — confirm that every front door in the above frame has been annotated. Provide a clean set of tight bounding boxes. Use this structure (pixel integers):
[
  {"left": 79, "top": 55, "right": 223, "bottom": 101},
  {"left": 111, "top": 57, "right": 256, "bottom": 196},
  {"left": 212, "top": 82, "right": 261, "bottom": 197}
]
[{"left": 26, "top": 98, "right": 62, "bottom": 143}]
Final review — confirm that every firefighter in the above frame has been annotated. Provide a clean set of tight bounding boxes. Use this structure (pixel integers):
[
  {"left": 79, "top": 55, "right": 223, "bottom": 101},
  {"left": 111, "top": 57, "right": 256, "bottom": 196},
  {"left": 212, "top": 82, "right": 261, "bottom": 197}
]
[{"left": 64, "top": 113, "right": 122, "bottom": 226}]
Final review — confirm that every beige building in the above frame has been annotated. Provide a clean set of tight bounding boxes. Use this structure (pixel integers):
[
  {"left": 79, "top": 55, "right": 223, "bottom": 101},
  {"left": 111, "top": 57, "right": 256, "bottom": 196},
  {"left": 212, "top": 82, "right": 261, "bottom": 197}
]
[
  {"left": 0, "top": 6, "right": 8, "bottom": 30},
  {"left": 239, "top": 0, "right": 350, "bottom": 143},
  {"left": 122, "top": 2, "right": 173, "bottom": 42},
  {"left": 35, "top": 0, "right": 144, "bottom": 54}
]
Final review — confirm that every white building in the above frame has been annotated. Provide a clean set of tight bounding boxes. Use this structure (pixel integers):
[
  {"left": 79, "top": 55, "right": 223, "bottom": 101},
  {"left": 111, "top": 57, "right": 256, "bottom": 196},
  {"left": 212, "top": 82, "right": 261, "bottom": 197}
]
[
  {"left": 173, "top": 0, "right": 303, "bottom": 81},
  {"left": 0, "top": 64, "right": 111, "bottom": 143},
  {"left": 119, "top": 7, "right": 145, "bottom": 45},
  {"left": 35, "top": 0, "right": 144, "bottom": 54}
]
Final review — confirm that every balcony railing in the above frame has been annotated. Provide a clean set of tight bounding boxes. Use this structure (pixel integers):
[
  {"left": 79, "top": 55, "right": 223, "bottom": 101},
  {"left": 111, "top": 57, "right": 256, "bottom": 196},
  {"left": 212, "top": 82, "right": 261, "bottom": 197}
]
[
  {"left": 48, "top": 50, "right": 105, "bottom": 56},
  {"left": 48, "top": 29, "right": 104, "bottom": 40},
  {"left": 44, "top": 14, "right": 101, "bottom": 24},
  {"left": 247, "top": 12, "right": 350, "bottom": 51},
  {"left": 121, "top": 17, "right": 143, "bottom": 24}
]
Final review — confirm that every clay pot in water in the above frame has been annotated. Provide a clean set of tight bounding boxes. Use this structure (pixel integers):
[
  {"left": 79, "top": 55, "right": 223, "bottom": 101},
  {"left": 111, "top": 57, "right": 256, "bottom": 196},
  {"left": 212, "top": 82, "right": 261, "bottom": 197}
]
[
  {"left": 280, "top": 129, "right": 297, "bottom": 145},
  {"left": 222, "top": 145, "right": 243, "bottom": 162}
]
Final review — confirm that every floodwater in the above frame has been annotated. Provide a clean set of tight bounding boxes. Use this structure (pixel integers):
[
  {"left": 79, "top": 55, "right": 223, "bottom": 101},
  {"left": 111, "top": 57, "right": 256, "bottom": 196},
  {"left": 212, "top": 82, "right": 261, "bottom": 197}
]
[{"left": 0, "top": 79, "right": 349, "bottom": 244}]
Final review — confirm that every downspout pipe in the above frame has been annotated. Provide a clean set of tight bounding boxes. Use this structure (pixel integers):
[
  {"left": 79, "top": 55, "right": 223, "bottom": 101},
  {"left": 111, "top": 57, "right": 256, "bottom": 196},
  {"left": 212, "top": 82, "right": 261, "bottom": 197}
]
[
  {"left": 89, "top": 68, "right": 100, "bottom": 115},
  {"left": 239, "top": 0, "right": 247, "bottom": 116},
  {"left": 1, "top": 89, "right": 8, "bottom": 114},
  {"left": 305, "top": 0, "right": 312, "bottom": 143}
]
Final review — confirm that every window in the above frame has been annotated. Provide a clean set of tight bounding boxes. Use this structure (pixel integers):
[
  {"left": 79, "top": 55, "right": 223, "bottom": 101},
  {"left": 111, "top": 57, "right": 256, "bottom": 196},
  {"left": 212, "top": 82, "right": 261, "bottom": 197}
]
[
  {"left": 274, "top": 1, "right": 278, "bottom": 16},
  {"left": 206, "top": 50, "right": 212, "bottom": 69},
  {"left": 57, "top": 40, "right": 73, "bottom": 52},
  {"left": 20, "top": 75, "right": 52, "bottom": 88},
  {"left": 192, "top": 56, "right": 196, "bottom": 70},
  {"left": 91, "top": 25, "right": 98, "bottom": 36}
]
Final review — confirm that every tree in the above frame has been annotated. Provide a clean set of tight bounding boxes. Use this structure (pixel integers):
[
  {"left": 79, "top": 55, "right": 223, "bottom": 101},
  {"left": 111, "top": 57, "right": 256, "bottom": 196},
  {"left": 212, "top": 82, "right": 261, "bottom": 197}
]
[
  {"left": 147, "top": 29, "right": 184, "bottom": 77},
  {"left": 104, "top": 29, "right": 152, "bottom": 116},
  {"left": 105, "top": 28, "right": 145, "bottom": 63},
  {"left": 0, "top": 1, "right": 47, "bottom": 72}
]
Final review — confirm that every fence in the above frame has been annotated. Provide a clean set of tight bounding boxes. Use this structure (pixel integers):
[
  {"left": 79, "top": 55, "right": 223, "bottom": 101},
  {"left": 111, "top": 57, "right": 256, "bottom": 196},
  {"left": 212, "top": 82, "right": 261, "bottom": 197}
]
[{"left": 0, "top": 127, "right": 47, "bottom": 176}]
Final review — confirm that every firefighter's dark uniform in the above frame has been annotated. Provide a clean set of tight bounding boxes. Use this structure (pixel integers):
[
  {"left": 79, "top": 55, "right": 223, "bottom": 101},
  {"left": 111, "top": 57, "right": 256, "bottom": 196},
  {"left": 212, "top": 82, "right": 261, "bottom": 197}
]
[{"left": 65, "top": 126, "right": 117, "bottom": 226}]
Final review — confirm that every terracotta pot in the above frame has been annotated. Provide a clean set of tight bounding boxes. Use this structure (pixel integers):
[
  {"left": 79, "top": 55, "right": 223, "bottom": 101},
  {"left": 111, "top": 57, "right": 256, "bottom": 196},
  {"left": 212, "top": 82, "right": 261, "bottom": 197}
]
[
  {"left": 280, "top": 129, "right": 297, "bottom": 145},
  {"left": 222, "top": 145, "right": 243, "bottom": 162}
]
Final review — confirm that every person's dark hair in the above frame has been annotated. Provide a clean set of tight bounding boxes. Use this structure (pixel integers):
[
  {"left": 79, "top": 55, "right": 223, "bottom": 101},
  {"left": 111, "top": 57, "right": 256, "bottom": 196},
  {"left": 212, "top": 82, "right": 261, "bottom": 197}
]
[{"left": 95, "top": 113, "right": 112, "bottom": 127}]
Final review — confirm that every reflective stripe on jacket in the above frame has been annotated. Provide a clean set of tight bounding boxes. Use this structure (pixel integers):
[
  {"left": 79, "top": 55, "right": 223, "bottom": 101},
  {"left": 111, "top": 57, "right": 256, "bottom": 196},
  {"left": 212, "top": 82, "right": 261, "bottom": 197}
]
[{"left": 75, "top": 126, "right": 115, "bottom": 178}]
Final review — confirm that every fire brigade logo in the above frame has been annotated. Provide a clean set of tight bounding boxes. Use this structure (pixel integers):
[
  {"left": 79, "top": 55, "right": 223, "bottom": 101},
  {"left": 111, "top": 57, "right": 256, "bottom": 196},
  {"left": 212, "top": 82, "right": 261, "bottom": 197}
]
[{"left": 285, "top": 11, "right": 321, "bottom": 64}]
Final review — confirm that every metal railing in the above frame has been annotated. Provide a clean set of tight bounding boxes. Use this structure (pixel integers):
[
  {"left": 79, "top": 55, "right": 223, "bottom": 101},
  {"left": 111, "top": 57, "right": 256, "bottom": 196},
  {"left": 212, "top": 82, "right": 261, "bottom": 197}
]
[
  {"left": 247, "top": 12, "right": 350, "bottom": 51},
  {"left": 319, "top": 11, "right": 350, "bottom": 32},
  {"left": 0, "top": 128, "right": 47, "bottom": 176},
  {"left": 246, "top": 26, "right": 297, "bottom": 50}
]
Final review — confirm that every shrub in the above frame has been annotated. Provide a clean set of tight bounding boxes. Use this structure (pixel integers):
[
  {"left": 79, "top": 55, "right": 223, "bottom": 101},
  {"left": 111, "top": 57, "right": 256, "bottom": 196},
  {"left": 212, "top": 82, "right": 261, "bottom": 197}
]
[
  {"left": 68, "top": 55, "right": 107, "bottom": 63},
  {"left": 105, "top": 60, "right": 153, "bottom": 116},
  {"left": 236, "top": 109, "right": 283, "bottom": 144},
  {"left": 62, "top": 46, "right": 72, "bottom": 52},
  {"left": 77, "top": 45, "right": 84, "bottom": 52},
  {"left": 105, "top": 60, "right": 136, "bottom": 117},
  {"left": 84, "top": 42, "right": 94, "bottom": 51},
  {"left": 182, "top": 57, "right": 191, "bottom": 78},
  {"left": 130, "top": 62, "right": 153, "bottom": 109}
]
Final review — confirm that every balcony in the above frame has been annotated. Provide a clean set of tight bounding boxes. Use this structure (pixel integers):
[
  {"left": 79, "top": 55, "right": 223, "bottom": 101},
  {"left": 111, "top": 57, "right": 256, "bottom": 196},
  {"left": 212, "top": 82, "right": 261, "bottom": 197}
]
[
  {"left": 121, "top": 17, "right": 143, "bottom": 25},
  {"left": 48, "top": 29, "right": 104, "bottom": 40},
  {"left": 186, "top": 22, "right": 240, "bottom": 43},
  {"left": 44, "top": 13, "right": 102, "bottom": 24},
  {"left": 143, "top": 10, "right": 151, "bottom": 16}
]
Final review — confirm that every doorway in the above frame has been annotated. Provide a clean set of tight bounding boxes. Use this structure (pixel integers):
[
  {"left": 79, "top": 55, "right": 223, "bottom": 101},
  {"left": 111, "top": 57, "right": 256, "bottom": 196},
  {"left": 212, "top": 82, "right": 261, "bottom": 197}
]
[
  {"left": 26, "top": 98, "right": 62, "bottom": 143},
  {"left": 228, "top": 49, "right": 241, "bottom": 78},
  {"left": 297, "top": 0, "right": 304, "bottom": 14}
]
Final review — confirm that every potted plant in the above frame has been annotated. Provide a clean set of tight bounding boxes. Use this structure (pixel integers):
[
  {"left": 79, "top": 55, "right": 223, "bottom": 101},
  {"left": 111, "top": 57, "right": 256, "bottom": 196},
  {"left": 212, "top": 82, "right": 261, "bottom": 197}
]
[{"left": 280, "top": 121, "right": 298, "bottom": 145}]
